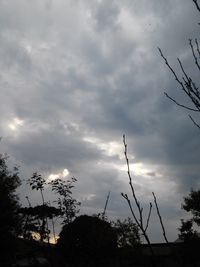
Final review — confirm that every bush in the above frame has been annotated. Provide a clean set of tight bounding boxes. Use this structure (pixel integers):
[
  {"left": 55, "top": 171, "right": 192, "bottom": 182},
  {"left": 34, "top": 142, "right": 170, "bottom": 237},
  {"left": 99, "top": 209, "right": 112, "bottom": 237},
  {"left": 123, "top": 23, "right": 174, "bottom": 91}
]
[{"left": 57, "top": 215, "right": 118, "bottom": 266}]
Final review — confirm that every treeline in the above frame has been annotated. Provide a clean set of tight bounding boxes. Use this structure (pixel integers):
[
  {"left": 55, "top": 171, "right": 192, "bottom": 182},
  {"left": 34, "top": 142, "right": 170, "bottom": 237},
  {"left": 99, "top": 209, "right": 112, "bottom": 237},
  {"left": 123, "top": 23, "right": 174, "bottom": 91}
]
[
  {"left": 1, "top": 149, "right": 200, "bottom": 267},
  {"left": 0, "top": 153, "right": 142, "bottom": 267}
]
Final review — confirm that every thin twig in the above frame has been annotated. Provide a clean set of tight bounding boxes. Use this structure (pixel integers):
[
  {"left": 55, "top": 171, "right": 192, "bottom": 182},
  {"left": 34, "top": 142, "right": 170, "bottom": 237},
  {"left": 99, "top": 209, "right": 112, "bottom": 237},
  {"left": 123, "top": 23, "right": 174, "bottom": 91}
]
[
  {"left": 145, "top": 202, "right": 152, "bottom": 232},
  {"left": 189, "top": 39, "right": 200, "bottom": 71},
  {"left": 195, "top": 39, "right": 200, "bottom": 59},
  {"left": 122, "top": 135, "right": 156, "bottom": 265},
  {"left": 164, "top": 92, "right": 199, "bottom": 111},
  {"left": 189, "top": 114, "right": 200, "bottom": 129},
  {"left": 152, "top": 192, "right": 169, "bottom": 244},
  {"left": 158, "top": 48, "right": 193, "bottom": 101},
  {"left": 193, "top": 0, "right": 200, "bottom": 13},
  {"left": 123, "top": 135, "right": 144, "bottom": 227},
  {"left": 102, "top": 191, "right": 110, "bottom": 220}
]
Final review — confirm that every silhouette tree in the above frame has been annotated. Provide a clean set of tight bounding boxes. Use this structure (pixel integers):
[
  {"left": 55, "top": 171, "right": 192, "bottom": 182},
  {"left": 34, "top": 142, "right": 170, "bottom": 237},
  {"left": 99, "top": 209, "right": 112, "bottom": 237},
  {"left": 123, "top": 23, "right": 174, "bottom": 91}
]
[
  {"left": 178, "top": 219, "right": 198, "bottom": 241},
  {"left": 0, "top": 154, "right": 21, "bottom": 266},
  {"left": 20, "top": 174, "right": 80, "bottom": 243},
  {"left": 182, "top": 189, "right": 200, "bottom": 226},
  {"left": 112, "top": 217, "right": 140, "bottom": 248},
  {"left": 179, "top": 189, "right": 200, "bottom": 241},
  {"left": 26, "top": 172, "right": 50, "bottom": 242},
  {"left": 49, "top": 177, "right": 81, "bottom": 224},
  {"left": 178, "top": 189, "right": 200, "bottom": 265},
  {"left": 57, "top": 215, "right": 117, "bottom": 266},
  {"left": 20, "top": 204, "right": 60, "bottom": 242}
]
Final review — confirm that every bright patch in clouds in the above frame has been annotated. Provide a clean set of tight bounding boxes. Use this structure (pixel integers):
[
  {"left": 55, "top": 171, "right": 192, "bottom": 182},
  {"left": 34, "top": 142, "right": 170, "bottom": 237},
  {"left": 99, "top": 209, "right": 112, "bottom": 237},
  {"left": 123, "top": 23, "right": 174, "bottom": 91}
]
[
  {"left": 48, "top": 168, "right": 69, "bottom": 181},
  {"left": 119, "top": 8, "right": 143, "bottom": 39},
  {"left": 8, "top": 117, "right": 24, "bottom": 131},
  {"left": 117, "top": 162, "right": 163, "bottom": 179},
  {"left": 83, "top": 136, "right": 123, "bottom": 158}
]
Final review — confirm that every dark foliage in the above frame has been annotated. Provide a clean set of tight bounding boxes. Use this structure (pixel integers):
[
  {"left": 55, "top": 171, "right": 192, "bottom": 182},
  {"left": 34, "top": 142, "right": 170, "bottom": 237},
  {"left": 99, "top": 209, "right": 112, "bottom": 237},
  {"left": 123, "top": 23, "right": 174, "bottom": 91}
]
[
  {"left": 178, "top": 219, "right": 199, "bottom": 242},
  {"left": 19, "top": 205, "right": 60, "bottom": 241},
  {"left": 179, "top": 189, "right": 200, "bottom": 243},
  {"left": 182, "top": 189, "right": 200, "bottom": 226},
  {"left": 57, "top": 215, "right": 118, "bottom": 266},
  {"left": 21, "top": 174, "right": 80, "bottom": 242},
  {"left": 112, "top": 217, "right": 140, "bottom": 248},
  {"left": 0, "top": 154, "right": 21, "bottom": 266},
  {"left": 49, "top": 177, "right": 81, "bottom": 224}
]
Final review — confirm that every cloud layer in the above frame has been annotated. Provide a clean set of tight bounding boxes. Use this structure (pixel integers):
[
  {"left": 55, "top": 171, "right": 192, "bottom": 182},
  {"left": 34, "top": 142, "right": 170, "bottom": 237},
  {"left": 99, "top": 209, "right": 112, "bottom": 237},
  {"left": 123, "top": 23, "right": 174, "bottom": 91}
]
[{"left": 1, "top": 0, "right": 200, "bottom": 242}]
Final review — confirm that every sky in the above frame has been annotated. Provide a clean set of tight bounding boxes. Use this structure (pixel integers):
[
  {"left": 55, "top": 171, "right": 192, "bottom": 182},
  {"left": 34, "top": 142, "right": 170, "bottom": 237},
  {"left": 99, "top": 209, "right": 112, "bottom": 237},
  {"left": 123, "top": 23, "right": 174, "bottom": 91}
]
[{"left": 0, "top": 0, "right": 200, "bottom": 243}]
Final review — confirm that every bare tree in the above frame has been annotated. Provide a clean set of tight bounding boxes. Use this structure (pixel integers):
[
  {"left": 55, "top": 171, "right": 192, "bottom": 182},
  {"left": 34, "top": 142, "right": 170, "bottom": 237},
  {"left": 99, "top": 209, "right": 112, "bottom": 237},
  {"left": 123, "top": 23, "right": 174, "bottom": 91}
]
[
  {"left": 121, "top": 135, "right": 171, "bottom": 266},
  {"left": 121, "top": 135, "right": 154, "bottom": 255},
  {"left": 159, "top": 0, "right": 200, "bottom": 129}
]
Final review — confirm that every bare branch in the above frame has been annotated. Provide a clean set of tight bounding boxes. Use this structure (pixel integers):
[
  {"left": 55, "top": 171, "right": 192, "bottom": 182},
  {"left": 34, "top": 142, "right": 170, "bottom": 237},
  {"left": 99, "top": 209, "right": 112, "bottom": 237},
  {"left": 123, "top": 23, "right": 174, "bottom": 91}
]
[
  {"left": 164, "top": 92, "right": 200, "bottom": 111},
  {"left": 121, "top": 193, "right": 141, "bottom": 228},
  {"left": 158, "top": 48, "right": 194, "bottom": 101},
  {"left": 159, "top": 47, "right": 200, "bottom": 118},
  {"left": 177, "top": 56, "right": 200, "bottom": 106},
  {"left": 177, "top": 57, "right": 190, "bottom": 81},
  {"left": 102, "top": 191, "right": 111, "bottom": 220},
  {"left": 145, "top": 202, "right": 153, "bottom": 232},
  {"left": 189, "top": 114, "right": 200, "bottom": 129},
  {"left": 195, "top": 38, "right": 200, "bottom": 59},
  {"left": 121, "top": 135, "right": 157, "bottom": 259},
  {"left": 189, "top": 39, "right": 200, "bottom": 71},
  {"left": 121, "top": 192, "right": 155, "bottom": 262},
  {"left": 158, "top": 48, "right": 185, "bottom": 89},
  {"left": 193, "top": 0, "right": 200, "bottom": 13},
  {"left": 152, "top": 192, "right": 169, "bottom": 244},
  {"left": 123, "top": 135, "right": 144, "bottom": 227}
]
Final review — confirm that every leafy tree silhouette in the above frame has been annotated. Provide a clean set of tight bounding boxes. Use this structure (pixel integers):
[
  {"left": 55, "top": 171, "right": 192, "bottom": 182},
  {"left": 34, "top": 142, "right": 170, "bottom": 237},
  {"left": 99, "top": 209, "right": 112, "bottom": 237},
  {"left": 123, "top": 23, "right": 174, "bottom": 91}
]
[
  {"left": 112, "top": 217, "right": 140, "bottom": 248},
  {"left": 20, "top": 174, "right": 80, "bottom": 243},
  {"left": 57, "top": 215, "right": 118, "bottom": 267},
  {"left": 178, "top": 189, "right": 200, "bottom": 265},
  {"left": 49, "top": 177, "right": 81, "bottom": 225},
  {"left": 179, "top": 189, "right": 200, "bottom": 241},
  {"left": 0, "top": 154, "right": 21, "bottom": 266}
]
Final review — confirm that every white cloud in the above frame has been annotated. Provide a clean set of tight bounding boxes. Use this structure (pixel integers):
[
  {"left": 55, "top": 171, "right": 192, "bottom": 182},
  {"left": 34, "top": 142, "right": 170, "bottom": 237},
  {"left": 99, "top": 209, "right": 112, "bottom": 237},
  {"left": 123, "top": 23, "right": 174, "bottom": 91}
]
[
  {"left": 48, "top": 168, "right": 70, "bottom": 181},
  {"left": 8, "top": 117, "right": 24, "bottom": 131}
]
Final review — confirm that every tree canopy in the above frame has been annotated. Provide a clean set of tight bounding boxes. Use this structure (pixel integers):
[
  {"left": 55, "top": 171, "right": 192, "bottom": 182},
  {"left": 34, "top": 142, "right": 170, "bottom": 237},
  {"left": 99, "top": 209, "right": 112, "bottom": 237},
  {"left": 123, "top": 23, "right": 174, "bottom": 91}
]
[
  {"left": 0, "top": 154, "right": 22, "bottom": 266},
  {"left": 57, "top": 215, "right": 118, "bottom": 265},
  {"left": 179, "top": 189, "right": 200, "bottom": 241}
]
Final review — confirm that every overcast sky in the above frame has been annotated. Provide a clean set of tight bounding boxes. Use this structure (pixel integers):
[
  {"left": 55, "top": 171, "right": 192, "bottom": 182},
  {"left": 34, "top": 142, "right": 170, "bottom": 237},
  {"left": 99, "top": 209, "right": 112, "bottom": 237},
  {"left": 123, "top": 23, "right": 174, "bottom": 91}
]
[{"left": 1, "top": 0, "right": 200, "bottom": 243}]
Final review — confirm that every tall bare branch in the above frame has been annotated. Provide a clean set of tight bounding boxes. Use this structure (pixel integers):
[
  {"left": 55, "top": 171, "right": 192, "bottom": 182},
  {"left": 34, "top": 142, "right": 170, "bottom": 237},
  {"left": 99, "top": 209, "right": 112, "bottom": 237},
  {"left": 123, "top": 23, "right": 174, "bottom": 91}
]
[
  {"left": 152, "top": 192, "right": 169, "bottom": 244},
  {"left": 121, "top": 135, "right": 156, "bottom": 264}
]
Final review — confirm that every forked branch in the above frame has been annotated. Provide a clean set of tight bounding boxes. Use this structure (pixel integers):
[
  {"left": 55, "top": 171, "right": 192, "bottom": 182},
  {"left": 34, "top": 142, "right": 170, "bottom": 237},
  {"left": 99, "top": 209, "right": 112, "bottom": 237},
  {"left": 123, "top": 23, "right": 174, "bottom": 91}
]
[
  {"left": 121, "top": 135, "right": 155, "bottom": 261},
  {"left": 159, "top": 39, "right": 200, "bottom": 129}
]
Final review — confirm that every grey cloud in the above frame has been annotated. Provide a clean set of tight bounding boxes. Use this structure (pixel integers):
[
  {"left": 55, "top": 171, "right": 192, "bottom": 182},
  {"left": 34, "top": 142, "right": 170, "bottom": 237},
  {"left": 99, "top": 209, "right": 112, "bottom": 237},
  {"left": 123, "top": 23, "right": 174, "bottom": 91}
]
[{"left": 91, "top": 0, "right": 120, "bottom": 32}]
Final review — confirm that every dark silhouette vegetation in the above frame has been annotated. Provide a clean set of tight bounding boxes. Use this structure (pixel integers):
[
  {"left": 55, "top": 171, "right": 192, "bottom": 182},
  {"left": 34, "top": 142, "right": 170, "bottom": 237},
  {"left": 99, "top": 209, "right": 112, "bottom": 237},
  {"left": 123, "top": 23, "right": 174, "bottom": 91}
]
[
  {"left": 1, "top": 138, "right": 200, "bottom": 267},
  {"left": 0, "top": 154, "right": 22, "bottom": 266},
  {"left": 58, "top": 215, "right": 118, "bottom": 266}
]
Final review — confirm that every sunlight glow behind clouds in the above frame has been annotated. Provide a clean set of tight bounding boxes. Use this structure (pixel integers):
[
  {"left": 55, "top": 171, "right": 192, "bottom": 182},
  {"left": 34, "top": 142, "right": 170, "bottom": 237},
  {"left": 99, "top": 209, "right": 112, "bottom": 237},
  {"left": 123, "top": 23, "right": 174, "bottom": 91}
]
[
  {"left": 8, "top": 117, "right": 24, "bottom": 131},
  {"left": 48, "top": 168, "right": 69, "bottom": 181},
  {"left": 83, "top": 136, "right": 124, "bottom": 158}
]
